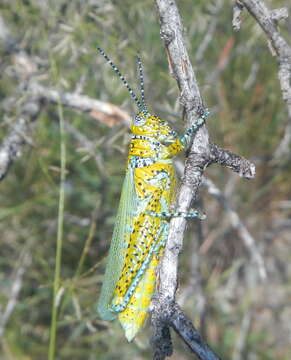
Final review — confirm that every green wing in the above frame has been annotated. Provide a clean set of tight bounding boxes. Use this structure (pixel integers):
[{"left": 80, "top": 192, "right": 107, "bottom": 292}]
[{"left": 97, "top": 167, "right": 137, "bottom": 321}]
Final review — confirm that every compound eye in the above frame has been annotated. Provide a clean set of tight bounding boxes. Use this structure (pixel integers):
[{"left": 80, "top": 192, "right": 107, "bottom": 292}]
[{"left": 133, "top": 115, "right": 146, "bottom": 126}]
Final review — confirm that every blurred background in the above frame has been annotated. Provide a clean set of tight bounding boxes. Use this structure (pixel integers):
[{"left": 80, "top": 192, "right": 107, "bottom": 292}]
[{"left": 0, "top": 0, "right": 290, "bottom": 359}]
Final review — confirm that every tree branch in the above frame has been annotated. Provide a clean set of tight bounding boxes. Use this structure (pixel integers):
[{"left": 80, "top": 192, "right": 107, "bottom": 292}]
[
  {"left": 209, "top": 143, "right": 255, "bottom": 179},
  {"left": 0, "top": 251, "right": 31, "bottom": 337},
  {"left": 0, "top": 13, "right": 130, "bottom": 181},
  {"left": 0, "top": 83, "right": 130, "bottom": 181},
  {"left": 0, "top": 99, "right": 41, "bottom": 180},
  {"left": 28, "top": 83, "right": 130, "bottom": 127},
  {"left": 152, "top": 0, "right": 257, "bottom": 358},
  {"left": 233, "top": 0, "right": 291, "bottom": 159},
  {"left": 203, "top": 177, "right": 266, "bottom": 280}
]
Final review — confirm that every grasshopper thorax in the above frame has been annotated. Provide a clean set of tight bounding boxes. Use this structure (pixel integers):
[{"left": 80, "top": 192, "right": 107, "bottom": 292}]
[{"left": 131, "top": 111, "right": 174, "bottom": 141}]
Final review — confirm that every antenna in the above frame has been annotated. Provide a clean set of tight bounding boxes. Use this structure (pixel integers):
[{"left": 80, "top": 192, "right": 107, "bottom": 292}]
[
  {"left": 97, "top": 47, "right": 143, "bottom": 110},
  {"left": 135, "top": 55, "right": 148, "bottom": 112}
]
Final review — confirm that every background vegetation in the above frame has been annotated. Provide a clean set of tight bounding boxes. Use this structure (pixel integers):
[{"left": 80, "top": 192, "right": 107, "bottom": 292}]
[{"left": 0, "top": 0, "right": 290, "bottom": 359}]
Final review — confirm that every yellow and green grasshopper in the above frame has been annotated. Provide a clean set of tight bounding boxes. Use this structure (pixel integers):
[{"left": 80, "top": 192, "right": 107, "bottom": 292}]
[{"left": 97, "top": 47, "right": 209, "bottom": 341}]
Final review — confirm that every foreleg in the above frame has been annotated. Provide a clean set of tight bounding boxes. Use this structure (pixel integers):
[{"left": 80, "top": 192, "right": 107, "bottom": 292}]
[
  {"left": 161, "top": 110, "right": 210, "bottom": 159},
  {"left": 179, "top": 109, "right": 210, "bottom": 148}
]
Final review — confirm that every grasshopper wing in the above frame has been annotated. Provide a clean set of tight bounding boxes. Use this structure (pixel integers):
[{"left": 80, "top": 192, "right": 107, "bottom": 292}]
[{"left": 97, "top": 168, "right": 138, "bottom": 321}]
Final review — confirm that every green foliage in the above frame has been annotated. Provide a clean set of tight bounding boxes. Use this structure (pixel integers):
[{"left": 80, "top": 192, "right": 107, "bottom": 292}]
[{"left": 0, "top": 0, "right": 290, "bottom": 359}]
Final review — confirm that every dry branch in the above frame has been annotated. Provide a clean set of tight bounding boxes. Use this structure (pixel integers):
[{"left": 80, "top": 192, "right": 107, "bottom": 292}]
[
  {"left": 28, "top": 83, "right": 131, "bottom": 127},
  {"left": 0, "top": 82, "right": 130, "bottom": 181},
  {"left": 0, "top": 7, "right": 267, "bottom": 358},
  {"left": 203, "top": 177, "right": 266, "bottom": 280},
  {"left": 232, "top": 0, "right": 291, "bottom": 159},
  {"left": 0, "top": 99, "right": 41, "bottom": 180},
  {"left": 0, "top": 252, "right": 31, "bottom": 337},
  {"left": 0, "top": 13, "right": 130, "bottom": 181},
  {"left": 152, "top": 0, "right": 257, "bottom": 359}
]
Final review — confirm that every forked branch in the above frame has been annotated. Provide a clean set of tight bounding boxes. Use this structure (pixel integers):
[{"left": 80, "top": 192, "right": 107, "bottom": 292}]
[{"left": 152, "top": 0, "right": 258, "bottom": 359}]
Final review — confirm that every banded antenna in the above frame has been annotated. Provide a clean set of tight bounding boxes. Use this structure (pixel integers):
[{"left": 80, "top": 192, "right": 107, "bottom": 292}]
[
  {"left": 97, "top": 47, "right": 143, "bottom": 111},
  {"left": 135, "top": 55, "right": 148, "bottom": 113}
]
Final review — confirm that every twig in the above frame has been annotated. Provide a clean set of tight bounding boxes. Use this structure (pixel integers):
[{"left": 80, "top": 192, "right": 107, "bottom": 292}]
[
  {"left": 232, "top": 0, "right": 291, "bottom": 159},
  {"left": 209, "top": 143, "right": 255, "bottom": 179},
  {"left": 0, "top": 252, "right": 31, "bottom": 337},
  {"left": 28, "top": 83, "right": 131, "bottom": 127},
  {"left": 195, "top": 1, "right": 224, "bottom": 63},
  {"left": 0, "top": 13, "right": 129, "bottom": 182},
  {"left": 178, "top": 219, "right": 207, "bottom": 316},
  {"left": 151, "top": 302, "right": 220, "bottom": 360},
  {"left": 232, "top": 310, "right": 252, "bottom": 360},
  {"left": 243, "top": 62, "right": 259, "bottom": 89},
  {"left": 232, "top": 1, "right": 244, "bottom": 32},
  {"left": 152, "top": 0, "right": 255, "bottom": 359},
  {"left": 63, "top": 121, "right": 107, "bottom": 173},
  {"left": 0, "top": 99, "right": 41, "bottom": 180},
  {"left": 203, "top": 177, "right": 266, "bottom": 280},
  {"left": 0, "top": 83, "right": 130, "bottom": 181}
]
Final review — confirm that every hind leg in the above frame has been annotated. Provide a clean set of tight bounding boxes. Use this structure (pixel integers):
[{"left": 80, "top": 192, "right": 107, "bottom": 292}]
[{"left": 146, "top": 209, "right": 206, "bottom": 220}]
